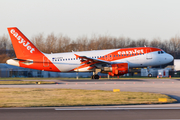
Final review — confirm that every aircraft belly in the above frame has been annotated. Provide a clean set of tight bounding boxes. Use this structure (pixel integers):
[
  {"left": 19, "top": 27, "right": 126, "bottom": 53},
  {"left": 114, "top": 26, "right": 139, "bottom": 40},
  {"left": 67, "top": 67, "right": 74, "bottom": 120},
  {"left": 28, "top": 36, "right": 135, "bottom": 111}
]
[
  {"left": 123, "top": 55, "right": 149, "bottom": 67},
  {"left": 54, "top": 63, "right": 80, "bottom": 72}
]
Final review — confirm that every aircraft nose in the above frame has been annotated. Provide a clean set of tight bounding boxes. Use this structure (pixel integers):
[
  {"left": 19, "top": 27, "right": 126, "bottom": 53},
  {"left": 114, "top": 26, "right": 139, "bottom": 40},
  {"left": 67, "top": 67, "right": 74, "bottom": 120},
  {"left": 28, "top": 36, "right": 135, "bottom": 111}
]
[{"left": 166, "top": 54, "right": 174, "bottom": 62}]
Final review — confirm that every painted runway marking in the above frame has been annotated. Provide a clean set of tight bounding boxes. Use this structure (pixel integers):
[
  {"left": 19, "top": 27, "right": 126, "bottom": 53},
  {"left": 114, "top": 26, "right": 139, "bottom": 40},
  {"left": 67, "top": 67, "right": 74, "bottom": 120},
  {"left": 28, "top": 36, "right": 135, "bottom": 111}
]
[
  {"left": 55, "top": 107, "right": 180, "bottom": 111},
  {"left": 62, "top": 81, "right": 177, "bottom": 85}
]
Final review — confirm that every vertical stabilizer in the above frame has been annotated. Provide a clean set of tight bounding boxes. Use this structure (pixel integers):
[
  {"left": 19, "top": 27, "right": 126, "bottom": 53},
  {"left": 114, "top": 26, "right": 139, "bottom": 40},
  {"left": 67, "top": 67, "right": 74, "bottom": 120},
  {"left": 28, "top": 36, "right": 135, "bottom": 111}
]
[
  {"left": 7, "top": 27, "right": 41, "bottom": 59},
  {"left": 7, "top": 27, "right": 60, "bottom": 72}
]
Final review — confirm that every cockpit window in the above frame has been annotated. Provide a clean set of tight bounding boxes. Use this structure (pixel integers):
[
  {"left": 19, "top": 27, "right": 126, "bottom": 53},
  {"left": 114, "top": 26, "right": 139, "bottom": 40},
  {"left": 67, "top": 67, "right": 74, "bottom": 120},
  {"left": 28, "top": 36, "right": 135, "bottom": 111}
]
[{"left": 158, "top": 51, "right": 165, "bottom": 54}]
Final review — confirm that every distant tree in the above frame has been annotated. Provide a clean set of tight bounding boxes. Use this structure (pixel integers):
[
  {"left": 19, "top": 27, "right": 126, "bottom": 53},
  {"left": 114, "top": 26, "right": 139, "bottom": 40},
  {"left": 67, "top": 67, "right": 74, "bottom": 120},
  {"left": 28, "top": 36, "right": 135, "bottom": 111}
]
[
  {"left": 1, "top": 32, "right": 180, "bottom": 62},
  {"left": 88, "top": 35, "right": 98, "bottom": 50},
  {"left": 135, "top": 39, "right": 149, "bottom": 47},
  {"left": 116, "top": 37, "right": 126, "bottom": 48},
  {"left": 31, "top": 33, "right": 45, "bottom": 52},
  {"left": 150, "top": 38, "right": 162, "bottom": 48},
  {"left": 0, "top": 35, "right": 9, "bottom": 54},
  {"left": 76, "top": 35, "right": 88, "bottom": 51},
  {"left": 45, "top": 33, "right": 57, "bottom": 53},
  {"left": 56, "top": 34, "right": 71, "bottom": 52},
  {"left": 0, "top": 35, "right": 15, "bottom": 63},
  {"left": 169, "top": 35, "right": 180, "bottom": 58}
]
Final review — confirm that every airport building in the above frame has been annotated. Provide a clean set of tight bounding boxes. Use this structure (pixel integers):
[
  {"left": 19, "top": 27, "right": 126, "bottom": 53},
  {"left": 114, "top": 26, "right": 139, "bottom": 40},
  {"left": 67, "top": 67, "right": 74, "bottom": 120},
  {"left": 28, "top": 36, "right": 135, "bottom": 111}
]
[
  {"left": 0, "top": 63, "right": 93, "bottom": 78},
  {"left": 0, "top": 59, "right": 178, "bottom": 78}
]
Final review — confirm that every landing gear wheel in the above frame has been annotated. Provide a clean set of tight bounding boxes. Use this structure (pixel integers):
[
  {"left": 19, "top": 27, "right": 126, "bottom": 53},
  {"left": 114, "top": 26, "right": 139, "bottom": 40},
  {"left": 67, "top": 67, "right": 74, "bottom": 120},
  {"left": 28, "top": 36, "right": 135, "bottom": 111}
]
[
  {"left": 94, "top": 75, "right": 99, "bottom": 79},
  {"left": 148, "top": 73, "right": 152, "bottom": 77},
  {"left": 91, "top": 75, "right": 99, "bottom": 79}
]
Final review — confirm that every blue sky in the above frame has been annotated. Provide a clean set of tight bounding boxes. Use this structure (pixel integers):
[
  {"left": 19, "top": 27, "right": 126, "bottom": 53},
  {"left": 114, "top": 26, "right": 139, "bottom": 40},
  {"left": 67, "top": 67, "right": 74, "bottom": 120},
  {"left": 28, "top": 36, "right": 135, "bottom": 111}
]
[{"left": 1, "top": 0, "right": 180, "bottom": 40}]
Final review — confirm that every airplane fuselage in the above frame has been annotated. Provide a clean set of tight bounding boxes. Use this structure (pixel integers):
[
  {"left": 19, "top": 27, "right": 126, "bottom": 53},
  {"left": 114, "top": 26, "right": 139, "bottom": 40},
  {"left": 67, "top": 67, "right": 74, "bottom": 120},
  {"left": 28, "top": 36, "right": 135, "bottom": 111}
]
[
  {"left": 44, "top": 47, "right": 173, "bottom": 72},
  {"left": 6, "top": 27, "right": 174, "bottom": 78}
]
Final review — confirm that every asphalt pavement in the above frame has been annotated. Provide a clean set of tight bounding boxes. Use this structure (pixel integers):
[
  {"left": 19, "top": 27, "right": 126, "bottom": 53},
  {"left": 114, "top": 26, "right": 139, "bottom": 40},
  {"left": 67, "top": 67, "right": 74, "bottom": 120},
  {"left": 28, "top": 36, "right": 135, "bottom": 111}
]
[{"left": 1, "top": 78, "right": 180, "bottom": 120}]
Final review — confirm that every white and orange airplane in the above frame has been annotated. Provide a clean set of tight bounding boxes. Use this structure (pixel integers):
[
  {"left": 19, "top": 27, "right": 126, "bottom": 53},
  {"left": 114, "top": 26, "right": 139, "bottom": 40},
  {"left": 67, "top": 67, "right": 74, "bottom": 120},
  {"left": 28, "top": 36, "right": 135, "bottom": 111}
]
[{"left": 6, "top": 27, "right": 173, "bottom": 79}]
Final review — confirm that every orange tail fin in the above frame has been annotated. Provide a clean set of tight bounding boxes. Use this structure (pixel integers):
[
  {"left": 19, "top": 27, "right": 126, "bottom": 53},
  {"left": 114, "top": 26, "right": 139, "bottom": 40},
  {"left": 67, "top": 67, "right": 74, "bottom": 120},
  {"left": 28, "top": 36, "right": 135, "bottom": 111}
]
[{"left": 7, "top": 27, "right": 41, "bottom": 59}]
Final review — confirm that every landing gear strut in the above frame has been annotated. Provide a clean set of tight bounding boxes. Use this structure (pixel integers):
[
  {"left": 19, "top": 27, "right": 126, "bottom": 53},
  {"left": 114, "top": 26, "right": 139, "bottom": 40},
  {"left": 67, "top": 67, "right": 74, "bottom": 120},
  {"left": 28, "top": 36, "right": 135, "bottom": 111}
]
[{"left": 147, "top": 66, "right": 152, "bottom": 77}]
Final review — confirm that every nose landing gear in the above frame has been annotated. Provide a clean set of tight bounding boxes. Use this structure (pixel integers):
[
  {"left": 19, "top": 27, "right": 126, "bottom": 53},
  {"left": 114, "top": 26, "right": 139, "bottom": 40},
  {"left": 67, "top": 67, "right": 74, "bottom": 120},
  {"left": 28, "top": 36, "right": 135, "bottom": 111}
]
[
  {"left": 148, "top": 73, "right": 152, "bottom": 77},
  {"left": 147, "top": 66, "right": 152, "bottom": 77}
]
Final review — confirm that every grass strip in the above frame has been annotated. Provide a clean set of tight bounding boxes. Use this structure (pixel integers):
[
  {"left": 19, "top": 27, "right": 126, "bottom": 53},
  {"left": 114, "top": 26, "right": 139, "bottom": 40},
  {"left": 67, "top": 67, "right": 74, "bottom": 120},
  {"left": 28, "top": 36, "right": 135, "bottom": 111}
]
[
  {"left": 0, "top": 88, "right": 177, "bottom": 107},
  {"left": 0, "top": 81, "right": 55, "bottom": 85}
]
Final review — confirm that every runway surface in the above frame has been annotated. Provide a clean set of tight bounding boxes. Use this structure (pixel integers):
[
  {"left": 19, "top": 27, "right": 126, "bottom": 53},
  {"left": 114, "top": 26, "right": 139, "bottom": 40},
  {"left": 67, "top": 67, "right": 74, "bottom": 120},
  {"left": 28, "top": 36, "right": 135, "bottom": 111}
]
[
  {"left": 1, "top": 108, "right": 180, "bottom": 120},
  {"left": 1, "top": 78, "right": 180, "bottom": 119}
]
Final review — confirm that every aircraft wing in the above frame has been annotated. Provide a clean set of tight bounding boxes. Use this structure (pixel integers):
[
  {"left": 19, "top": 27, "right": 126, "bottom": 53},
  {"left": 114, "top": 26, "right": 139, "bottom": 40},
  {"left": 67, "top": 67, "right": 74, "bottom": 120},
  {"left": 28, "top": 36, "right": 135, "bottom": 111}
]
[
  {"left": 74, "top": 54, "right": 126, "bottom": 71},
  {"left": 74, "top": 54, "right": 111, "bottom": 64}
]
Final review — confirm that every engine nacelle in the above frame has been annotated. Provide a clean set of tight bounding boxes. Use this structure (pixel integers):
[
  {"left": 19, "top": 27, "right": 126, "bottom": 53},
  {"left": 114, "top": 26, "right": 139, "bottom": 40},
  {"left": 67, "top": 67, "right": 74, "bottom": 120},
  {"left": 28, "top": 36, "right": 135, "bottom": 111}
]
[{"left": 107, "top": 63, "right": 129, "bottom": 76}]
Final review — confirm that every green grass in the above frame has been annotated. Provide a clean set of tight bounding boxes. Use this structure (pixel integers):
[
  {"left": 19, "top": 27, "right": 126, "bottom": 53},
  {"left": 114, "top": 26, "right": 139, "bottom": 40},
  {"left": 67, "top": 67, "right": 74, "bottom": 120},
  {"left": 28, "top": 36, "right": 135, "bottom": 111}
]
[
  {"left": 0, "top": 88, "right": 177, "bottom": 107},
  {"left": 0, "top": 81, "right": 56, "bottom": 85}
]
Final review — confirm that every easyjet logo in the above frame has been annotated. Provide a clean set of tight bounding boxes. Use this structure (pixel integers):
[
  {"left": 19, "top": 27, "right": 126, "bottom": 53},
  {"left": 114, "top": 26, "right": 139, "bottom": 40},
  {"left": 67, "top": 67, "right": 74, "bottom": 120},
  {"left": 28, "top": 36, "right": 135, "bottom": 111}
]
[
  {"left": 118, "top": 49, "right": 144, "bottom": 55},
  {"left": 10, "top": 29, "right": 35, "bottom": 53}
]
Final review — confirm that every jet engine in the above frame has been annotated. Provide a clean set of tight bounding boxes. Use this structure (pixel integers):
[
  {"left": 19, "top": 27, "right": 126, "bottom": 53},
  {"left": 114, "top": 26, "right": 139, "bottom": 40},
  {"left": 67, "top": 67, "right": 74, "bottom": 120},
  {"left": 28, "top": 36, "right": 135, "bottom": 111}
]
[{"left": 102, "top": 63, "right": 129, "bottom": 76}]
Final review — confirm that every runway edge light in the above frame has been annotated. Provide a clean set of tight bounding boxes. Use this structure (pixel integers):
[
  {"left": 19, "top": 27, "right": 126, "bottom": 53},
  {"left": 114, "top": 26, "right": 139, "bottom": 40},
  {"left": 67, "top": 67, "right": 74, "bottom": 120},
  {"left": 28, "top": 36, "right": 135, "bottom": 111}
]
[{"left": 113, "top": 89, "right": 120, "bottom": 92}]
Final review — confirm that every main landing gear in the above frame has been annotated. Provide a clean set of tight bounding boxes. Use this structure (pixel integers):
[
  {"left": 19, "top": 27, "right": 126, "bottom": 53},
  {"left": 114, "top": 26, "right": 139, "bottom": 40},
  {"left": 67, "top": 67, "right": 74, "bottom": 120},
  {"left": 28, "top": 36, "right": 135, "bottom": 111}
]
[
  {"left": 91, "top": 69, "right": 101, "bottom": 79},
  {"left": 91, "top": 74, "right": 99, "bottom": 79}
]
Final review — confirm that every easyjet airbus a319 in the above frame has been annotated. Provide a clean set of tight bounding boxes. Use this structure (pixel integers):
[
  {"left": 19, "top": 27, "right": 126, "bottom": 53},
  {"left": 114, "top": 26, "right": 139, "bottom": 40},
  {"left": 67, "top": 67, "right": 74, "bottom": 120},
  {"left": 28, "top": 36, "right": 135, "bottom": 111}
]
[{"left": 6, "top": 27, "right": 173, "bottom": 79}]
